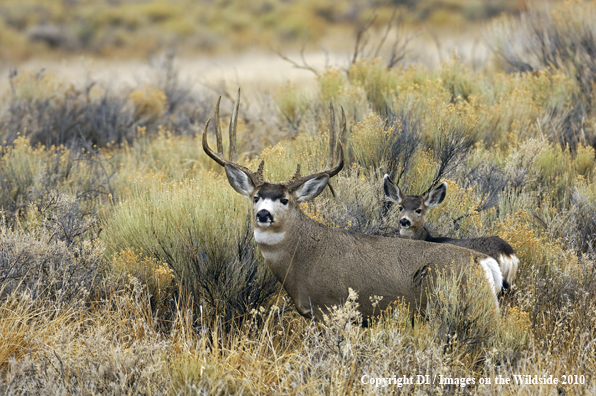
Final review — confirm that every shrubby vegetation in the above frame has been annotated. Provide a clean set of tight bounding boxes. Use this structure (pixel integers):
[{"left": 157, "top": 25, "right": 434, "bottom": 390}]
[
  {"left": 1, "top": 1, "right": 596, "bottom": 394},
  {"left": 1, "top": 54, "right": 210, "bottom": 148},
  {"left": 489, "top": 0, "right": 596, "bottom": 149}
]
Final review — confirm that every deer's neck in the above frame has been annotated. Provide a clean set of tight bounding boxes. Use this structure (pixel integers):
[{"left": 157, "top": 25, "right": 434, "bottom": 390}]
[
  {"left": 400, "top": 226, "right": 431, "bottom": 241},
  {"left": 254, "top": 228, "right": 286, "bottom": 245},
  {"left": 253, "top": 227, "right": 289, "bottom": 266},
  {"left": 253, "top": 211, "right": 327, "bottom": 288},
  {"left": 399, "top": 226, "right": 456, "bottom": 244}
]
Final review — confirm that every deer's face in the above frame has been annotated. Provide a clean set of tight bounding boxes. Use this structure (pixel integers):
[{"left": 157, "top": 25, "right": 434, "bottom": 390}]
[
  {"left": 383, "top": 175, "right": 447, "bottom": 237},
  {"left": 225, "top": 165, "right": 330, "bottom": 244},
  {"left": 250, "top": 183, "right": 293, "bottom": 231},
  {"left": 396, "top": 196, "right": 427, "bottom": 235}
]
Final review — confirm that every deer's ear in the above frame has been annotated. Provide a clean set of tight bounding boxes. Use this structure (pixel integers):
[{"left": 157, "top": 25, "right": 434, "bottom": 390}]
[
  {"left": 225, "top": 165, "right": 255, "bottom": 197},
  {"left": 425, "top": 182, "right": 447, "bottom": 208},
  {"left": 383, "top": 174, "right": 404, "bottom": 204},
  {"left": 294, "top": 175, "right": 329, "bottom": 202}
]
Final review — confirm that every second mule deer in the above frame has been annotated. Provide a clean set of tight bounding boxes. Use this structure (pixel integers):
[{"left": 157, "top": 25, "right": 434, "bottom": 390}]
[
  {"left": 384, "top": 175, "right": 518, "bottom": 290},
  {"left": 203, "top": 90, "right": 502, "bottom": 321}
]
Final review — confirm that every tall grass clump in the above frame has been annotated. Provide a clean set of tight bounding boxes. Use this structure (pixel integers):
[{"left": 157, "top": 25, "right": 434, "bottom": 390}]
[
  {"left": 349, "top": 59, "right": 401, "bottom": 112},
  {"left": 347, "top": 99, "right": 475, "bottom": 194},
  {"left": 102, "top": 171, "right": 279, "bottom": 328},
  {"left": 0, "top": 286, "right": 82, "bottom": 373},
  {"left": 111, "top": 248, "right": 176, "bottom": 316},
  {"left": 275, "top": 82, "right": 312, "bottom": 132}
]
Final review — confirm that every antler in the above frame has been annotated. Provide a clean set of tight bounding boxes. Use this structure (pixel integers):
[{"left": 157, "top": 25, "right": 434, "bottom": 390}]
[
  {"left": 284, "top": 102, "right": 345, "bottom": 191},
  {"left": 202, "top": 88, "right": 265, "bottom": 186}
]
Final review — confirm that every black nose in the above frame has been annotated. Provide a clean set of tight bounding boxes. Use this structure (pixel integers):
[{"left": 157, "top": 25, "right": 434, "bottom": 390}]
[
  {"left": 400, "top": 218, "right": 411, "bottom": 227},
  {"left": 256, "top": 209, "right": 273, "bottom": 223}
]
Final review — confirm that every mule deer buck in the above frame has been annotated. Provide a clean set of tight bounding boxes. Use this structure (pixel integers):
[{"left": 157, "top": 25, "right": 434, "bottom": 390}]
[
  {"left": 383, "top": 176, "right": 518, "bottom": 291},
  {"left": 202, "top": 89, "right": 502, "bottom": 321}
]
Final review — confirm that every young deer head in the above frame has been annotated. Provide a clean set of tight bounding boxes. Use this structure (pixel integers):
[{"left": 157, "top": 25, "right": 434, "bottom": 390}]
[
  {"left": 203, "top": 90, "right": 502, "bottom": 321},
  {"left": 383, "top": 175, "right": 446, "bottom": 240}
]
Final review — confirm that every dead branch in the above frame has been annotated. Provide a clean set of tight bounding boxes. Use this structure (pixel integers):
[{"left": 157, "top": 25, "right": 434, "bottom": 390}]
[{"left": 274, "top": 33, "right": 320, "bottom": 77}]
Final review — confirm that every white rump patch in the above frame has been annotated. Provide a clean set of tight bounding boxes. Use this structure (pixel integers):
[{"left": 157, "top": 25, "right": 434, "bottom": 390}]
[
  {"left": 498, "top": 253, "right": 519, "bottom": 286},
  {"left": 479, "top": 257, "right": 503, "bottom": 295},
  {"left": 254, "top": 229, "right": 286, "bottom": 245}
]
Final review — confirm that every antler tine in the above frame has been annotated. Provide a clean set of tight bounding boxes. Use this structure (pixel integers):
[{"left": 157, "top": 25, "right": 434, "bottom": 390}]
[
  {"left": 256, "top": 160, "right": 265, "bottom": 177},
  {"left": 292, "top": 164, "right": 301, "bottom": 179},
  {"left": 203, "top": 118, "right": 226, "bottom": 167},
  {"left": 322, "top": 106, "right": 345, "bottom": 177},
  {"left": 214, "top": 96, "right": 224, "bottom": 155},
  {"left": 327, "top": 102, "right": 336, "bottom": 169},
  {"left": 229, "top": 88, "right": 240, "bottom": 162},
  {"left": 202, "top": 90, "right": 265, "bottom": 186},
  {"left": 283, "top": 105, "right": 345, "bottom": 191},
  {"left": 202, "top": 96, "right": 226, "bottom": 166},
  {"left": 326, "top": 107, "right": 346, "bottom": 177}
]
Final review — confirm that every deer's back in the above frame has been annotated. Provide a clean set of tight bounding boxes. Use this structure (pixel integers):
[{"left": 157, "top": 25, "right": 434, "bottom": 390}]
[{"left": 429, "top": 235, "right": 515, "bottom": 259}]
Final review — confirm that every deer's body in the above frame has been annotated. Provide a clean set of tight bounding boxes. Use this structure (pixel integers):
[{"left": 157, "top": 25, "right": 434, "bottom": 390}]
[
  {"left": 255, "top": 206, "right": 499, "bottom": 319},
  {"left": 202, "top": 91, "right": 502, "bottom": 322},
  {"left": 384, "top": 175, "right": 519, "bottom": 290}
]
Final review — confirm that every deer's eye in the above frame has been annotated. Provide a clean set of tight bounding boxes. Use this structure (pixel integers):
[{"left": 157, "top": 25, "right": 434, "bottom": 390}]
[
  {"left": 280, "top": 199, "right": 289, "bottom": 205},
  {"left": 254, "top": 196, "right": 260, "bottom": 203},
  {"left": 415, "top": 209, "right": 422, "bottom": 214},
  {"left": 398, "top": 206, "right": 404, "bottom": 212}
]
